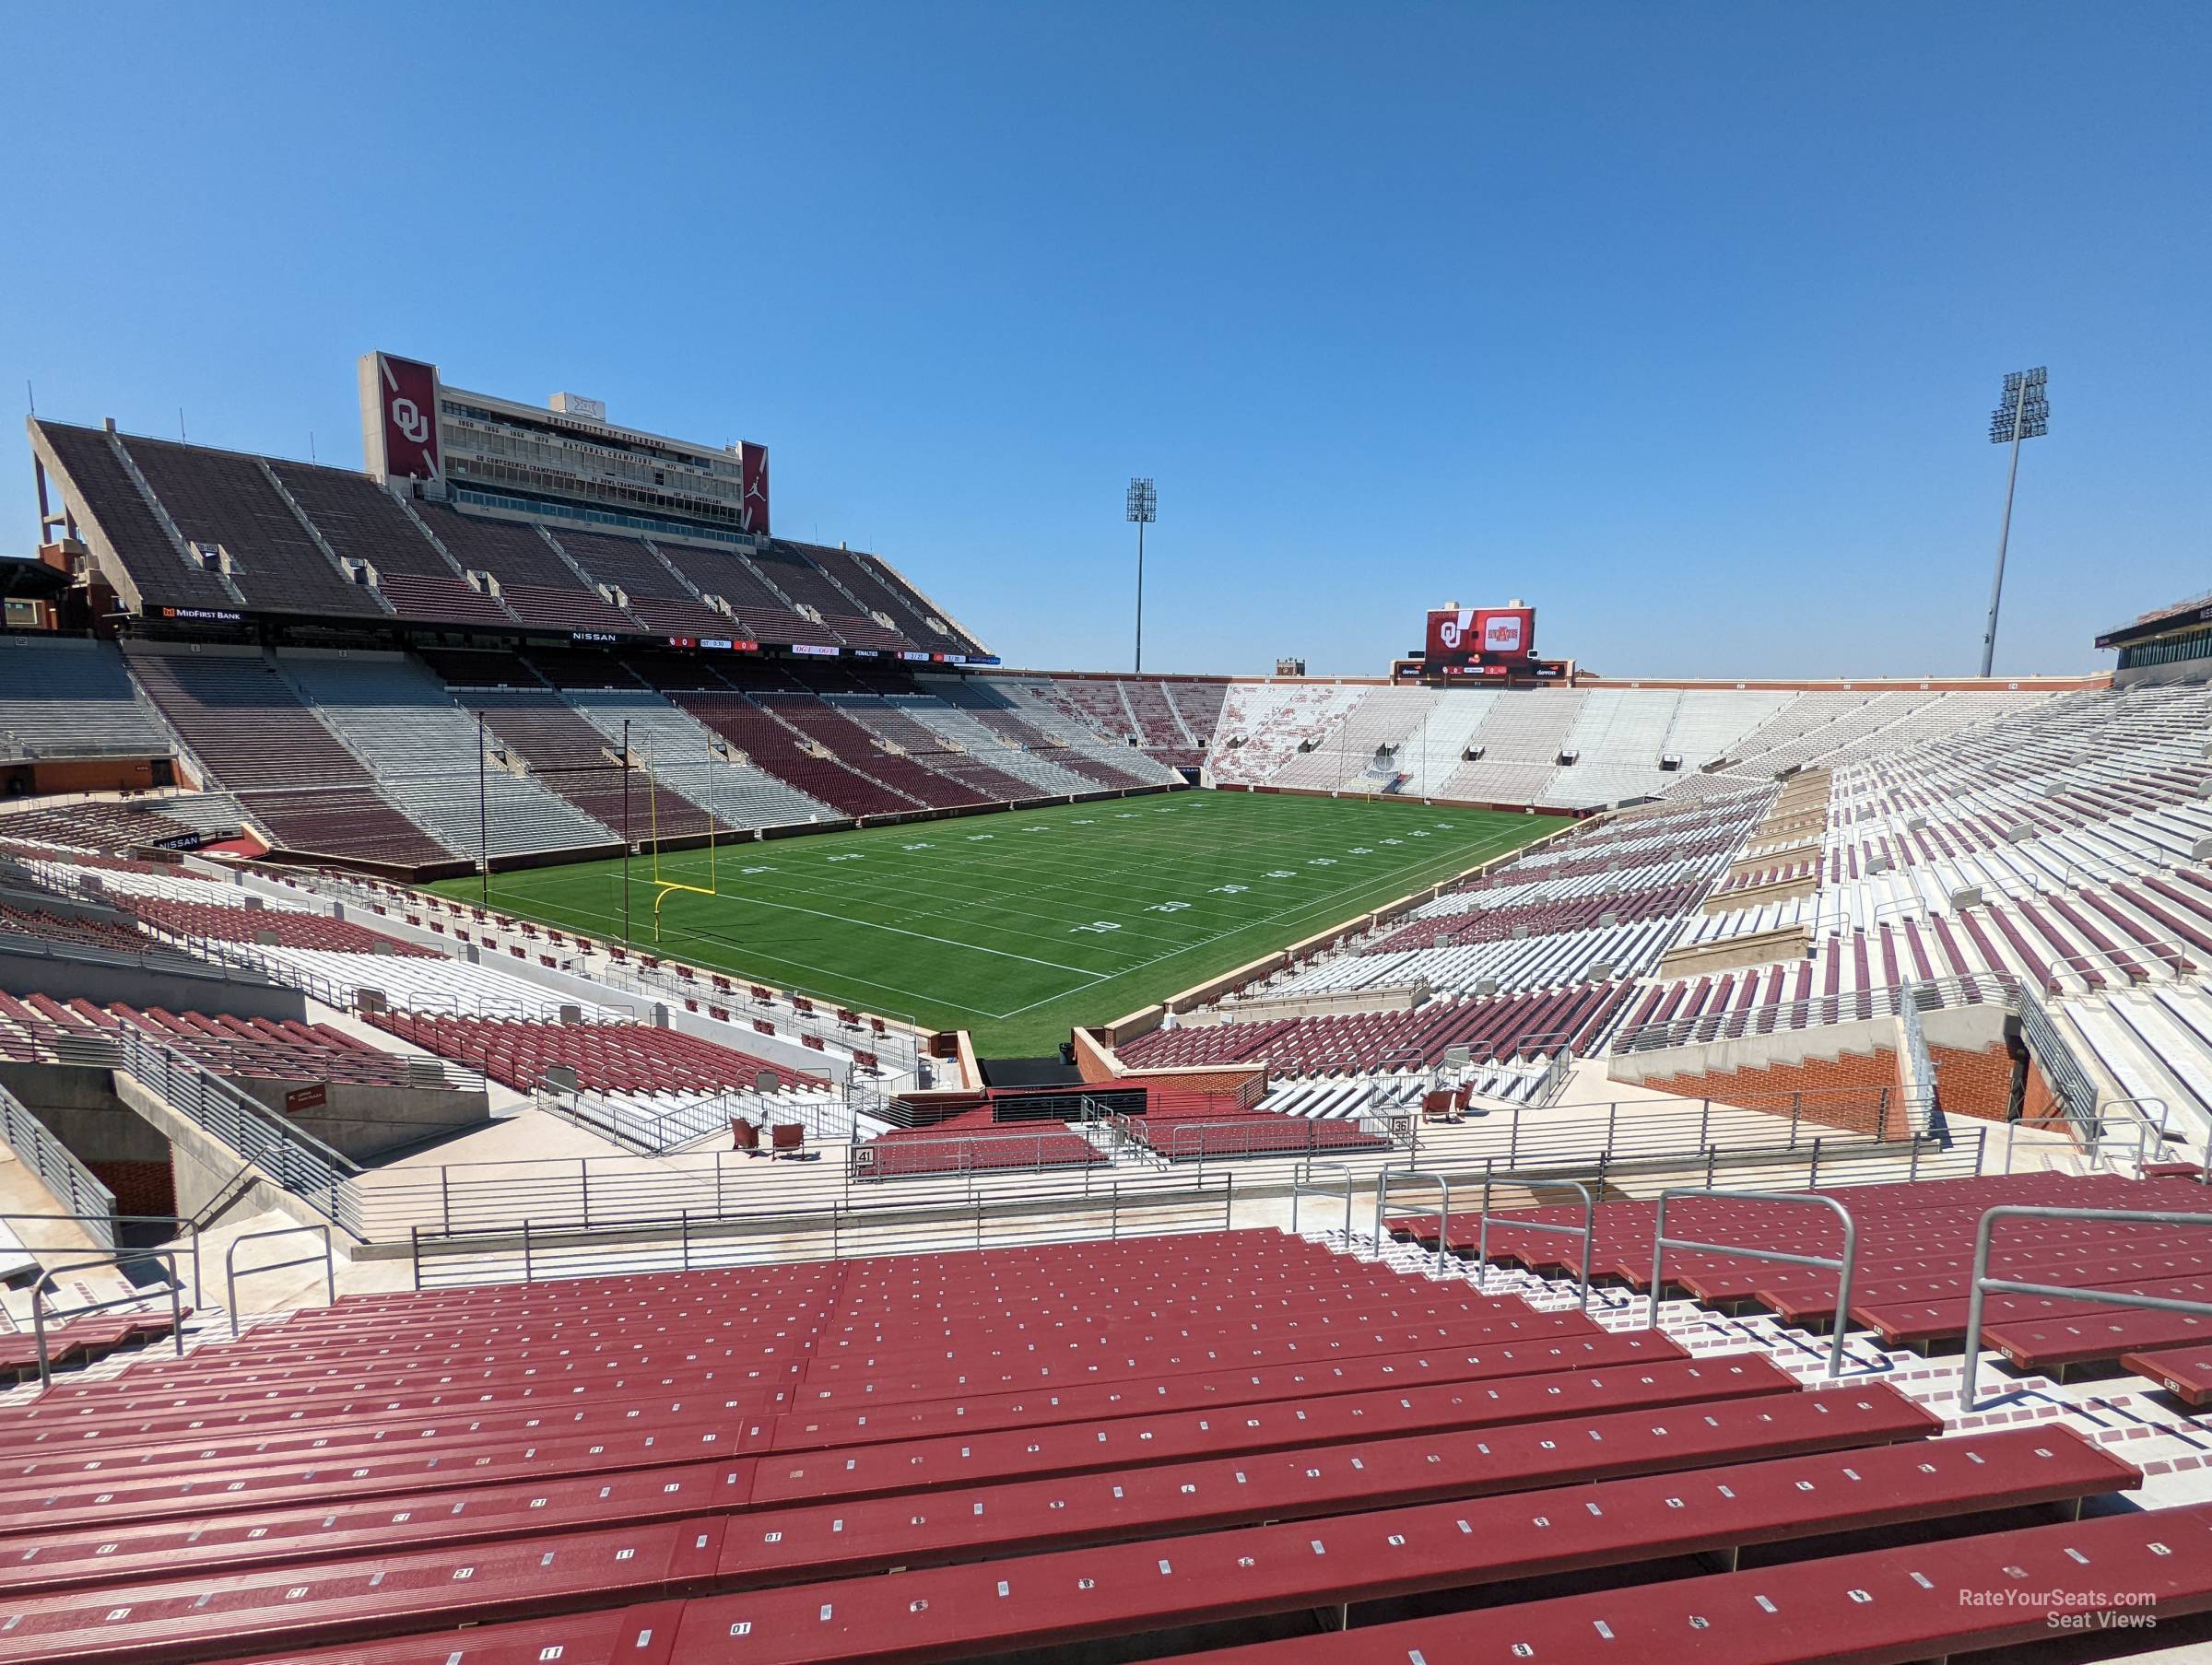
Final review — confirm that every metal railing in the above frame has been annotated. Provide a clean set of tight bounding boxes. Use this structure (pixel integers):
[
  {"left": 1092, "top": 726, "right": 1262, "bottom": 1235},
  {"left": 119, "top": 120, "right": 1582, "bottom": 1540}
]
[
  {"left": 1960, "top": 1204, "right": 2212, "bottom": 1410},
  {"left": 1374, "top": 1170, "right": 1453, "bottom": 1273},
  {"left": 2, "top": 1016, "right": 364, "bottom": 1237},
  {"left": 2014, "top": 984, "right": 2103, "bottom": 1141},
  {"left": 0, "top": 1211, "right": 203, "bottom": 1307},
  {"left": 1994, "top": 1108, "right": 2160, "bottom": 1180},
  {"left": 1615, "top": 972, "right": 2016, "bottom": 1053},
  {"left": 1289, "top": 1161, "right": 1357, "bottom": 1240},
  {"left": 1125, "top": 1113, "right": 1405, "bottom": 1166},
  {"left": 224, "top": 1223, "right": 335, "bottom": 1336},
  {"left": 29, "top": 1249, "right": 186, "bottom": 1392},
  {"left": 1896, "top": 979, "right": 1940, "bottom": 1138},
  {"left": 0, "top": 1085, "right": 117, "bottom": 1246},
  {"left": 1648, "top": 1188, "right": 1860, "bottom": 1378},
  {"left": 1476, "top": 1175, "right": 1595, "bottom": 1307},
  {"left": 2042, "top": 940, "right": 2192, "bottom": 993},
  {"left": 409, "top": 1175, "right": 1237, "bottom": 1289}
]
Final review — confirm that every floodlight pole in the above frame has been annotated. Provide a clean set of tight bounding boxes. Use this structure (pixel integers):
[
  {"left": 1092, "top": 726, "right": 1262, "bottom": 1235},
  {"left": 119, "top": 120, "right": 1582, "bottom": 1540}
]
[
  {"left": 1982, "top": 400, "right": 2026, "bottom": 679},
  {"left": 477, "top": 711, "right": 489, "bottom": 908},
  {"left": 1980, "top": 368, "right": 2049, "bottom": 679},
  {"left": 1126, "top": 478, "right": 1157, "bottom": 674},
  {"left": 621, "top": 718, "right": 633, "bottom": 944}
]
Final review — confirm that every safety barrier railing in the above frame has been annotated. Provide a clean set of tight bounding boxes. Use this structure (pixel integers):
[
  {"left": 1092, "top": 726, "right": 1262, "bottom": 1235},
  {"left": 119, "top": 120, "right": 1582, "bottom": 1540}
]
[
  {"left": 29, "top": 1249, "right": 186, "bottom": 1392},
  {"left": 409, "top": 1176, "right": 1237, "bottom": 1289},
  {"left": 1128, "top": 1113, "right": 1405, "bottom": 1167},
  {"left": 1959, "top": 1204, "right": 2212, "bottom": 1410},
  {"left": 1648, "top": 1188, "right": 1860, "bottom": 1378},
  {"left": 850, "top": 1127, "right": 1114, "bottom": 1182},
  {"left": 1994, "top": 1108, "right": 2160, "bottom": 1180},
  {"left": 0, "top": 1084, "right": 117, "bottom": 1246},
  {"left": 225, "top": 1223, "right": 334, "bottom": 1336},
  {"left": 1475, "top": 1174, "right": 1595, "bottom": 1308}
]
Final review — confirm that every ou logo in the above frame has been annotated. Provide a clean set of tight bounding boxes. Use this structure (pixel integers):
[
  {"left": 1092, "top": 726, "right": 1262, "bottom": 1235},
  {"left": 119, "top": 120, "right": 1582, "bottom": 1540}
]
[
  {"left": 1436, "top": 608, "right": 1474, "bottom": 650},
  {"left": 391, "top": 396, "right": 431, "bottom": 445}
]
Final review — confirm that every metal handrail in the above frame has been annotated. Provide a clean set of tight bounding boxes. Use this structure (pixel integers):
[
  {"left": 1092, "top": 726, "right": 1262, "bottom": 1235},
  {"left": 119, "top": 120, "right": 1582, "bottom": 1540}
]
[
  {"left": 2014, "top": 984, "right": 2102, "bottom": 1140},
  {"left": 29, "top": 1249, "right": 185, "bottom": 1393},
  {"left": 1290, "top": 1162, "right": 1357, "bottom": 1241},
  {"left": 0, "top": 1085, "right": 117, "bottom": 1244},
  {"left": 1475, "top": 1172, "right": 1595, "bottom": 1308},
  {"left": 1960, "top": 1204, "right": 2212, "bottom": 1410},
  {"left": 1374, "top": 1170, "right": 1452, "bottom": 1272},
  {"left": 224, "top": 1223, "right": 335, "bottom": 1336},
  {"left": 1647, "top": 1188, "right": 1860, "bottom": 1378},
  {"left": 0, "top": 1212, "right": 202, "bottom": 1307},
  {"left": 2042, "top": 941, "right": 2191, "bottom": 994},
  {"left": 1997, "top": 1109, "right": 2157, "bottom": 1180},
  {"left": 409, "top": 1176, "right": 1237, "bottom": 1288}
]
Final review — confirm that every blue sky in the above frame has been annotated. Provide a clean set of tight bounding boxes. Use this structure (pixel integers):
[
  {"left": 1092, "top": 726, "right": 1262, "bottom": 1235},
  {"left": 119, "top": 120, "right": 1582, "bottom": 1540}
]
[{"left": 4, "top": 3, "right": 2205, "bottom": 678}]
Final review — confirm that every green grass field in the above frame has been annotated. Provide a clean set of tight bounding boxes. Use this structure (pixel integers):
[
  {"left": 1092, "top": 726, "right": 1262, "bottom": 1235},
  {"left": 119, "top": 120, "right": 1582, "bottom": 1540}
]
[{"left": 435, "top": 791, "right": 1558, "bottom": 1054}]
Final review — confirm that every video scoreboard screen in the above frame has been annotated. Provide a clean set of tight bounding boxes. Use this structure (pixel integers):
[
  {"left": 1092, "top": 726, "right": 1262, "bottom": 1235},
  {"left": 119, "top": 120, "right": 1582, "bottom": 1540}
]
[{"left": 1425, "top": 604, "right": 1538, "bottom": 673}]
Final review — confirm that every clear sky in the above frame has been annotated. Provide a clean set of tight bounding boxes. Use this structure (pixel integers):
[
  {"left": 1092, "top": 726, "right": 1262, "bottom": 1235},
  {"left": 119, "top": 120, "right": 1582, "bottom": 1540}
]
[{"left": 4, "top": 3, "right": 2205, "bottom": 679}]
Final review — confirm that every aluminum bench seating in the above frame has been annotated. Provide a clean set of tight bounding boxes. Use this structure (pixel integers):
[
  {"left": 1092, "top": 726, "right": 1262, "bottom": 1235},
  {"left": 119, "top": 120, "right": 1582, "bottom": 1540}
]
[
  {"left": 0, "top": 1338, "right": 1703, "bottom": 1601},
  {"left": 5, "top": 1332, "right": 1692, "bottom": 1472},
  {"left": 0, "top": 1384, "right": 1940, "bottom": 1665},
  {"left": 778, "top": 1310, "right": 1615, "bottom": 1415},
  {"left": 171, "top": 1391, "right": 1941, "bottom": 1665},
  {"left": 0, "top": 1333, "right": 1738, "bottom": 1540},
  {"left": 1986, "top": 1306, "right": 2212, "bottom": 1373},
  {"left": 0, "top": 1310, "right": 183, "bottom": 1384},
  {"left": 1187, "top": 1496, "right": 2212, "bottom": 1665},
  {"left": 2123, "top": 1343, "right": 2212, "bottom": 1406},
  {"left": 618, "top": 1425, "right": 2119, "bottom": 1665},
  {"left": 358, "top": 1013, "right": 822, "bottom": 1096},
  {"left": 753, "top": 1356, "right": 1794, "bottom": 1507},
  {"left": 124, "top": 896, "right": 438, "bottom": 956}
]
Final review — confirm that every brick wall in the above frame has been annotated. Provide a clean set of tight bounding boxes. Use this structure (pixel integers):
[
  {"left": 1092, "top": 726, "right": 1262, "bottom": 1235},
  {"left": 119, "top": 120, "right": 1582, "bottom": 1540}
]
[
  {"left": 1928, "top": 1042, "right": 2017, "bottom": 1124},
  {"left": 1635, "top": 1047, "right": 1902, "bottom": 1137},
  {"left": 88, "top": 1159, "right": 174, "bottom": 1218}
]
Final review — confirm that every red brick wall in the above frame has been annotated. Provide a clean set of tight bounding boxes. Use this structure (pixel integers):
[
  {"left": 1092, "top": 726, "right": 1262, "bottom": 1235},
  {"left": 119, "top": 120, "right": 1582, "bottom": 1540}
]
[
  {"left": 1635, "top": 1048, "right": 1902, "bottom": 1137},
  {"left": 1929, "top": 1042, "right": 2016, "bottom": 1124},
  {"left": 88, "top": 1160, "right": 174, "bottom": 1218}
]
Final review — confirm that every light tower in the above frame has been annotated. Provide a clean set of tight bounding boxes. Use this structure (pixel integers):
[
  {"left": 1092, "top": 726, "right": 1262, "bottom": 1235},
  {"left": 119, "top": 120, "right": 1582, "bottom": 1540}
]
[
  {"left": 1980, "top": 367, "right": 2050, "bottom": 677},
  {"left": 1126, "top": 476, "right": 1156, "bottom": 674}
]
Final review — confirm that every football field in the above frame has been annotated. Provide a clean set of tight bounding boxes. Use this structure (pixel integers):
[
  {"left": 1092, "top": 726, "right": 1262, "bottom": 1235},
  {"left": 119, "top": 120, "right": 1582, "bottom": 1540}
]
[{"left": 435, "top": 791, "right": 1559, "bottom": 1053}]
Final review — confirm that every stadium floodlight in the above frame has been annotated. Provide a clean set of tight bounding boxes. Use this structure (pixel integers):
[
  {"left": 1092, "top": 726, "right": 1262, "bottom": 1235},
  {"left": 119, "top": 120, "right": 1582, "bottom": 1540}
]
[
  {"left": 1126, "top": 477, "right": 1157, "bottom": 674},
  {"left": 1980, "top": 367, "right": 2050, "bottom": 678}
]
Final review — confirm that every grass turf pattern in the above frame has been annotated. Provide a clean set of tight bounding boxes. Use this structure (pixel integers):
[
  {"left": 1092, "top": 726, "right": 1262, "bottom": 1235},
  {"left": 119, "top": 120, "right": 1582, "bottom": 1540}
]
[{"left": 434, "top": 790, "right": 1562, "bottom": 1053}]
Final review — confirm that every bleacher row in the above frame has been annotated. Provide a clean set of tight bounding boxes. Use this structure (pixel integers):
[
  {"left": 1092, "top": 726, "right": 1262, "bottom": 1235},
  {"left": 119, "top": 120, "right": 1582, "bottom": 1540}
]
[
  {"left": 0, "top": 1221, "right": 2203, "bottom": 1664},
  {"left": 0, "top": 633, "right": 1182, "bottom": 870},
  {"left": 0, "top": 989, "right": 426, "bottom": 1086},
  {"left": 32, "top": 419, "right": 985, "bottom": 659},
  {"left": 1196, "top": 681, "right": 2064, "bottom": 809}
]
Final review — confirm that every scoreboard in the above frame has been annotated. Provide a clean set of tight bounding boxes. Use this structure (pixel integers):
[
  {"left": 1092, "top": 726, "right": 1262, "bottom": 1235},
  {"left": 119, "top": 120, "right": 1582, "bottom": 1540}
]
[{"left": 1421, "top": 604, "right": 1565, "bottom": 682}]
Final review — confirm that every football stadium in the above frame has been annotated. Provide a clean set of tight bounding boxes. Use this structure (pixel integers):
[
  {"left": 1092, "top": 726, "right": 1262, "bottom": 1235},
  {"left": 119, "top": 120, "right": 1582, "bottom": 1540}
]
[{"left": 2, "top": 11, "right": 2210, "bottom": 1663}]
